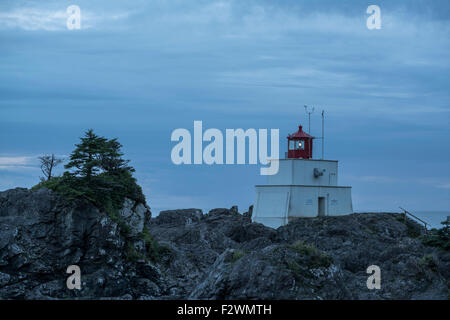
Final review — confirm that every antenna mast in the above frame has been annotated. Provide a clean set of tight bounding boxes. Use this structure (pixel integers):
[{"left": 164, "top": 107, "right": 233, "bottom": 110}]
[
  {"left": 321, "top": 110, "right": 325, "bottom": 159},
  {"left": 304, "top": 105, "right": 314, "bottom": 134}
]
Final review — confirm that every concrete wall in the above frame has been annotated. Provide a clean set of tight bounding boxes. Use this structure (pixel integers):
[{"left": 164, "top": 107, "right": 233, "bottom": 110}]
[
  {"left": 252, "top": 188, "right": 290, "bottom": 229},
  {"left": 288, "top": 186, "right": 353, "bottom": 218},
  {"left": 252, "top": 185, "right": 353, "bottom": 228},
  {"left": 267, "top": 159, "right": 338, "bottom": 186}
]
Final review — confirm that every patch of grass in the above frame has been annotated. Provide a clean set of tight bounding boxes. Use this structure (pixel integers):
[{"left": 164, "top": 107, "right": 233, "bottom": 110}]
[
  {"left": 31, "top": 175, "right": 85, "bottom": 203},
  {"left": 103, "top": 198, "right": 131, "bottom": 237},
  {"left": 289, "top": 241, "right": 333, "bottom": 269},
  {"left": 126, "top": 242, "right": 144, "bottom": 262},
  {"left": 421, "top": 224, "right": 449, "bottom": 251},
  {"left": 310, "top": 253, "right": 333, "bottom": 269},
  {"left": 139, "top": 227, "right": 172, "bottom": 263},
  {"left": 231, "top": 250, "right": 245, "bottom": 264},
  {"left": 32, "top": 170, "right": 146, "bottom": 216},
  {"left": 419, "top": 254, "right": 438, "bottom": 272},
  {"left": 290, "top": 240, "right": 318, "bottom": 256},
  {"left": 287, "top": 261, "right": 308, "bottom": 281},
  {"left": 186, "top": 252, "right": 194, "bottom": 259}
]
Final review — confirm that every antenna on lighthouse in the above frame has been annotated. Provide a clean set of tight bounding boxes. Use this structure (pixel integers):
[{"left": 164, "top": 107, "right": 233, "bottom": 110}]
[
  {"left": 321, "top": 110, "right": 325, "bottom": 160},
  {"left": 304, "top": 105, "right": 314, "bottom": 134}
]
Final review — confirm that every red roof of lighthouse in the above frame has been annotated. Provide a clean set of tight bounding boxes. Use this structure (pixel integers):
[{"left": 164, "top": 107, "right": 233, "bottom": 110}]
[{"left": 288, "top": 125, "right": 314, "bottom": 139}]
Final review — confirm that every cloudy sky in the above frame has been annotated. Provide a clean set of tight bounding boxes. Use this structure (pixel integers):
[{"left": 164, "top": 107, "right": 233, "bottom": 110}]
[{"left": 0, "top": 0, "right": 449, "bottom": 215}]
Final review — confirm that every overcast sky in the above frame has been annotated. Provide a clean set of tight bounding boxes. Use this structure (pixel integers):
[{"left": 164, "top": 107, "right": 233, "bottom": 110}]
[{"left": 0, "top": 0, "right": 449, "bottom": 215}]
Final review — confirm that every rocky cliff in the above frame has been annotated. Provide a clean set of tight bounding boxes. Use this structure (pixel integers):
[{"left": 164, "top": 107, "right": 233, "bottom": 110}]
[{"left": 0, "top": 188, "right": 448, "bottom": 299}]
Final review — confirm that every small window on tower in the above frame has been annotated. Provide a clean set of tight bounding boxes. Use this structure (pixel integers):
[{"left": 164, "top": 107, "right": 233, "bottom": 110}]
[
  {"left": 289, "top": 140, "right": 295, "bottom": 150},
  {"left": 298, "top": 141, "right": 305, "bottom": 150}
]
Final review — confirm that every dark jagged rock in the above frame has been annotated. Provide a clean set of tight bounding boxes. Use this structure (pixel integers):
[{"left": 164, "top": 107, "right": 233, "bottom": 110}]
[
  {"left": 0, "top": 188, "right": 448, "bottom": 300},
  {"left": 0, "top": 188, "right": 155, "bottom": 299}
]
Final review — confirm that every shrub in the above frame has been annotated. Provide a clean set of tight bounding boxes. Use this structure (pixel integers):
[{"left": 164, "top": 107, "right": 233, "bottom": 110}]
[
  {"left": 140, "top": 227, "right": 172, "bottom": 263},
  {"left": 419, "top": 254, "right": 438, "bottom": 272},
  {"left": 290, "top": 240, "right": 319, "bottom": 256},
  {"left": 289, "top": 240, "right": 333, "bottom": 269},
  {"left": 231, "top": 250, "right": 245, "bottom": 263},
  {"left": 126, "top": 242, "right": 144, "bottom": 262},
  {"left": 421, "top": 221, "right": 450, "bottom": 251}
]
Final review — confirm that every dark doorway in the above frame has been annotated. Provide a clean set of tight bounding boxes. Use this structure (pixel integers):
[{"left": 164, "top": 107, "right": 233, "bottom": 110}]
[{"left": 318, "top": 197, "right": 326, "bottom": 217}]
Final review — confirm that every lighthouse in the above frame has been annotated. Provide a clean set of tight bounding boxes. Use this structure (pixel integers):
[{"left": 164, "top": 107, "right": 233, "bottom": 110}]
[{"left": 252, "top": 124, "right": 353, "bottom": 228}]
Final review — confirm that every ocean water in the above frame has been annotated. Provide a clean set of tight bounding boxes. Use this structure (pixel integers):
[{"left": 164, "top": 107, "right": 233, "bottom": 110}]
[{"left": 412, "top": 211, "right": 450, "bottom": 230}]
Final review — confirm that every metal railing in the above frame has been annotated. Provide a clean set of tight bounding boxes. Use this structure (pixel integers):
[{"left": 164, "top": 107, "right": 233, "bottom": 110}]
[{"left": 399, "top": 207, "right": 430, "bottom": 232}]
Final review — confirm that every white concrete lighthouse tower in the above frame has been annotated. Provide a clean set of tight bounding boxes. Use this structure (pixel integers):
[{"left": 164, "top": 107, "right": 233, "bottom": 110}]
[{"left": 252, "top": 124, "right": 353, "bottom": 228}]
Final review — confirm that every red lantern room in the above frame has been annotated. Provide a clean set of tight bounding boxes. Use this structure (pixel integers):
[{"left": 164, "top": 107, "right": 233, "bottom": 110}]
[{"left": 287, "top": 125, "right": 314, "bottom": 159}]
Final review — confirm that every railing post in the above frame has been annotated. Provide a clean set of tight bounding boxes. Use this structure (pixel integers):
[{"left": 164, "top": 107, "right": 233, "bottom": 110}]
[{"left": 399, "top": 206, "right": 430, "bottom": 234}]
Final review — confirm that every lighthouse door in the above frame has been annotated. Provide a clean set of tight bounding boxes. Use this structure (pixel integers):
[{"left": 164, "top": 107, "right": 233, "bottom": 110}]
[{"left": 318, "top": 197, "right": 326, "bottom": 217}]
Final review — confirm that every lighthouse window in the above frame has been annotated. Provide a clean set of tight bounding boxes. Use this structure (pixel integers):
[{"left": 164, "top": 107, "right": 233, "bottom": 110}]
[
  {"left": 289, "top": 140, "right": 295, "bottom": 150},
  {"left": 289, "top": 140, "right": 305, "bottom": 150}
]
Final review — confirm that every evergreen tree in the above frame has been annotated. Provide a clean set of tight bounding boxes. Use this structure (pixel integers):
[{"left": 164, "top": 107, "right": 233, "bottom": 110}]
[
  {"left": 65, "top": 129, "right": 108, "bottom": 180},
  {"left": 33, "top": 129, "right": 144, "bottom": 209},
  {"left": 65, "top": 129, "right": 135, "bottom": 179},
  {"left": 100, "top": 138, "right": 135, "bottom": 174}
]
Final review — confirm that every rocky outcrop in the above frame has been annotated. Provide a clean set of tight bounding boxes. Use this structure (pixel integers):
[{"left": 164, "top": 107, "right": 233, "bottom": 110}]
[
  {"left": 151, "top": 209, "right": 449, "bottom": 300},
  {"left": 0, "top": 188, "right": 448, "bottom": 299},
  {"left": 118, "top": 198, "right": 151, "bottom": 237},
  {"left": 0, "top": 187, "right": 155, "bottom": 299}
]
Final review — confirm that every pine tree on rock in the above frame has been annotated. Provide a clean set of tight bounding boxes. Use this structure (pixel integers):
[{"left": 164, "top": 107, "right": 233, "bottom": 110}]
[
  {"left": 65, "top": 129, "right": 135, "bottom": 180},
  {"left": 34, "top": 129, "right": 144, "bottom": 208},
  {"left": 100, "top": 138, "right": 135, "bottom": 174},
  {"left": 65, "top": 129, "right": 109, "bottom": 180}
]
